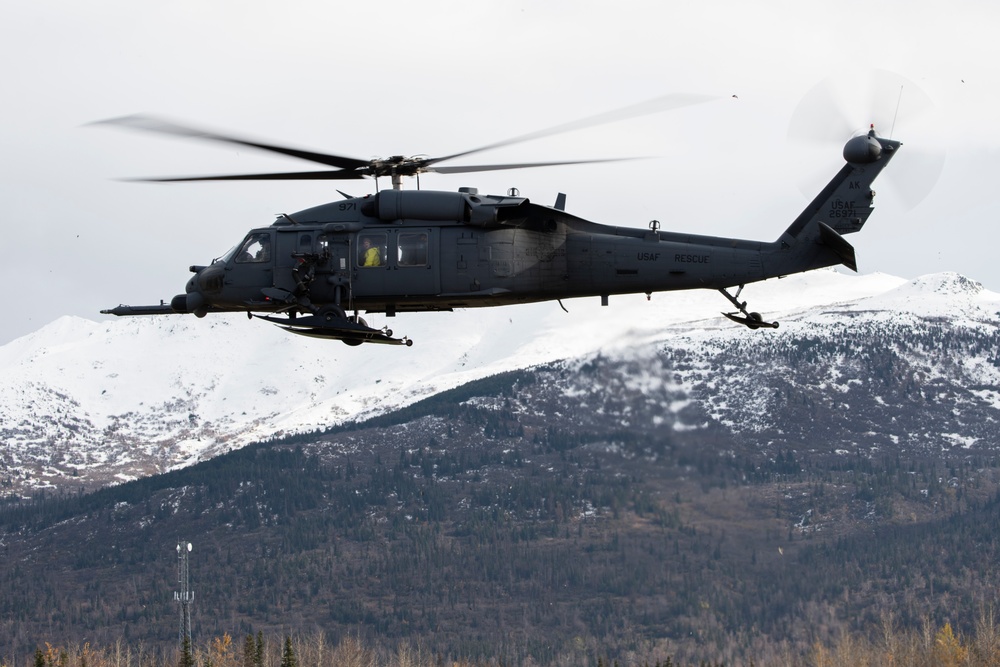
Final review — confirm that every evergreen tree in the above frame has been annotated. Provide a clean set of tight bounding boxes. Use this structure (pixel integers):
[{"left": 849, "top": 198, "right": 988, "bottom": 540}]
[
  {"left": 279, "top": 637, "right": 296, "bottom": 667},
  {"left": 179, "top": 635, "right": 195, "bottom": 667},
  {"left": 242, "top": 635, "right": 255, "bottom": 667},
  {"left": 254, "top": 631, "right": 265, "bottom": 667},
  {"left": 33, "top": 648, "right": 44, "bottom": 667}
]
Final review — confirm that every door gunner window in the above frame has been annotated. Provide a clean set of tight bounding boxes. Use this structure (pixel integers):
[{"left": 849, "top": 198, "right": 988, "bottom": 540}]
[{"left": 358, "top": 234, "right": 385, "bottom": 267}]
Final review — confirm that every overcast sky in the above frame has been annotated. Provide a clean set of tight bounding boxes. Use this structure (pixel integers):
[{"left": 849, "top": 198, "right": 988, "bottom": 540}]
[{"left": 2, "top": 0, "right": 997, "bottom": 345}]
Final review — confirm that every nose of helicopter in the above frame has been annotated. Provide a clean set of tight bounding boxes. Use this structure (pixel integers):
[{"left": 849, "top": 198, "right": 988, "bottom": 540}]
[
  {"left": 170, "top": 271, "right": 209, "bottom": 317},
  {"left": 170, "top": 283, "right": 204, "bottom": 317}
]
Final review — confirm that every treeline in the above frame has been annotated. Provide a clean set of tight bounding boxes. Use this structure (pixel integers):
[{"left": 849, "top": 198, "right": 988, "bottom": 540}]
[
  {"left": 2, "top": 421, "right": 1000, "bottom": 628},
  {"left": 10, "top": 615, "right": 1000, "bottom": 667},
  {"left": 4, "top": 434, "right": 1000, "bottom": 658}
]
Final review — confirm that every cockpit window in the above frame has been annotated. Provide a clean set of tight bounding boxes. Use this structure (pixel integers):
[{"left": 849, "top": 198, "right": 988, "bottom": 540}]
[
  {"left": 235, "top": 233, "right": 271, "bottom": 264},
  {"left": 215, "top": 245, "right": 238, "bottom": 264}
]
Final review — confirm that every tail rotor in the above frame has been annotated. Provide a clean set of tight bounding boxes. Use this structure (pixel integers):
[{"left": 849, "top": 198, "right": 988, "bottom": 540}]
[{"left": 788, "top": 69, "right": 944, "bottom": 211}]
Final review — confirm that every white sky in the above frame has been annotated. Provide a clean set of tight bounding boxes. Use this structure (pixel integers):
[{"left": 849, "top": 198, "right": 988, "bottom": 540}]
[{"left": 2, "top": 0, "right": 998, "bottom": 345}]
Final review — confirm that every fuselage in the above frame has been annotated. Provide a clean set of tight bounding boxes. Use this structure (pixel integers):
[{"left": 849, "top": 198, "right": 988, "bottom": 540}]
[{"left": 183, "top": 189, "right": 780, "bottom": 317}]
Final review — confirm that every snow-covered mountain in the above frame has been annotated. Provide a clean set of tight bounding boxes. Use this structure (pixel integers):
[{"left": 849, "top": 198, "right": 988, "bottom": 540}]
[{"left": 2, "top": 270, "right": 996, "bottom": 496}]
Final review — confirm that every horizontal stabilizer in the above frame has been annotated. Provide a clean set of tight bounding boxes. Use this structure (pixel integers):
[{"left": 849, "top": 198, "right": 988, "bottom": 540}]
[{"left": 818, "top": 221, "right": 857, "bottom": 272}]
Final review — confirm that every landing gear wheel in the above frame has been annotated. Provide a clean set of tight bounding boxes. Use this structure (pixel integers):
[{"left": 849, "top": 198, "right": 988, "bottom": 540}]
[
  {"left": 320, "top": 305, "right": 347, "bottom": 322},
  {"left": 342, "top": 315, "right": 368, "bottom": 346}
]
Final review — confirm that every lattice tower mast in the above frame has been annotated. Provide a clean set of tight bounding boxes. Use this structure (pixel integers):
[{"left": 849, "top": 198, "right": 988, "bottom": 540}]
[{"left": 174, "top": 541, "right": 194, "bottom": 646}]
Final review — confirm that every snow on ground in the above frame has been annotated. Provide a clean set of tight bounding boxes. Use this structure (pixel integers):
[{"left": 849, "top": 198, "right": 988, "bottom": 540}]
[{"left": 0, "top": 270, "right": 991, "bottom": 486}]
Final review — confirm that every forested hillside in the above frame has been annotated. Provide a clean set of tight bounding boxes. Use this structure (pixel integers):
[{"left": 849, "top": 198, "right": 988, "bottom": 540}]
[{"left": 3, "top": 299, "right": 1000, "bottom": 664}]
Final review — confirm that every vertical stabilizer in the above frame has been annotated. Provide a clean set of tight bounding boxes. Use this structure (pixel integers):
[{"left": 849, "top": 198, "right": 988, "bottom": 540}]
[{"left": 775, "top": 130, "right": 901, "bottom": 272}]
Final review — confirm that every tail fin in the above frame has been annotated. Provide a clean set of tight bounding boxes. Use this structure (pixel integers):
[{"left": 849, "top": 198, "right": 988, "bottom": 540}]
[{"left": 777, "top": 130, "right": 901, "bottom": 272}]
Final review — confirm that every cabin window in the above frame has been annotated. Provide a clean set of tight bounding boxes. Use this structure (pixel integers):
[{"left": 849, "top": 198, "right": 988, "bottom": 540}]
[
  {"left": 398, "top": 232, "right": 429, "bottom": 267},
  {"left": 234, "top": 233, "right": 271, "bottom": 264},
  {"left": 358, "top": 233, "right": 386, "bottom": 268}
]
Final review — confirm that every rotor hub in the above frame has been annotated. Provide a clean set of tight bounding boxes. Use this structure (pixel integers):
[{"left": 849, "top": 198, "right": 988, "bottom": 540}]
[{"left": 843, "top": 127, "right": 883, "bottom": 164}]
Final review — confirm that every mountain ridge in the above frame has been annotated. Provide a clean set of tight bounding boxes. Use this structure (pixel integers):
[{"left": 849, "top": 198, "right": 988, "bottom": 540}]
[{"left": 1, "top": 270, "right": 993, "bottom": 497}]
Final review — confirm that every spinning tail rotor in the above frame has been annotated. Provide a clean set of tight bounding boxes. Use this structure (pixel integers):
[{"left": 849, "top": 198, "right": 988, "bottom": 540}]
[{"left": 787, "top": 69, "right": 944, "bottom": 211}]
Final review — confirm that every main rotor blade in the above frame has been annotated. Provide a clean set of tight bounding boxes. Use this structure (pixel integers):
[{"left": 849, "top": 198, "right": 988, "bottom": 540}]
[
  {"left": 92, "top": 115, "right": 371, "bottom": 171},
  {"left": 427, "top": 93, "right": 719, "bottom": 166},
  {"left": 427, "top": 157, "right": 641, "bottom": 174},
  {"left": 127, "top": 169, "right": 368, "bottom": 182}
]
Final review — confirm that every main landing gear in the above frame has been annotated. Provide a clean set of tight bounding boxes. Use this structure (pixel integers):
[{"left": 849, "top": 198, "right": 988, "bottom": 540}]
[
  {"left": 719, "top": 285, "right": 779, "bottom": 330},
  {"left": 256, "top": 306, "right": 413, "bottom": 346}
]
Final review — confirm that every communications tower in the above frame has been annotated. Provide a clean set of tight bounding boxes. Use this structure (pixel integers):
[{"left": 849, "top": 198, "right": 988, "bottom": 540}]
[{"left": 174, "top": 541, "right": 194, "bottom": 646}]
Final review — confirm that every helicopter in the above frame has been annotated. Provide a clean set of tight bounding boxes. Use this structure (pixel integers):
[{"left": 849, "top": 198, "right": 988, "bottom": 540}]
[{"left": 98, "top": 98, "right": 900, "bottom": 347}]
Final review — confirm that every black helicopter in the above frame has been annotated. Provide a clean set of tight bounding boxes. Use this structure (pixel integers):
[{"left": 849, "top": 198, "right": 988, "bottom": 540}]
[{"left": 98, "top": 98, "right": 900, "bottom": 346}]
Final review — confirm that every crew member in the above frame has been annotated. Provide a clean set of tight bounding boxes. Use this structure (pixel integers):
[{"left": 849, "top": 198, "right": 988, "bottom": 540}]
[{"left": 361, "top": 237, "right": 381, "bottom": 267}]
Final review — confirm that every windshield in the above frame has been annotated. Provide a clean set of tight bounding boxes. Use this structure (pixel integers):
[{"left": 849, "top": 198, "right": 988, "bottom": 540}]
[{"left": 214, "top": 245, "right": 238, "bottom": 264}]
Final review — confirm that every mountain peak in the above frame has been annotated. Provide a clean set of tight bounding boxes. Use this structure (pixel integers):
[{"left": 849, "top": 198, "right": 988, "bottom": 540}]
[
  {"left": 846, "top": 271, "right": 998, "bottom": 320},
  {"left": 910, "top": 272, "right": 984, "bottom": 296}
]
